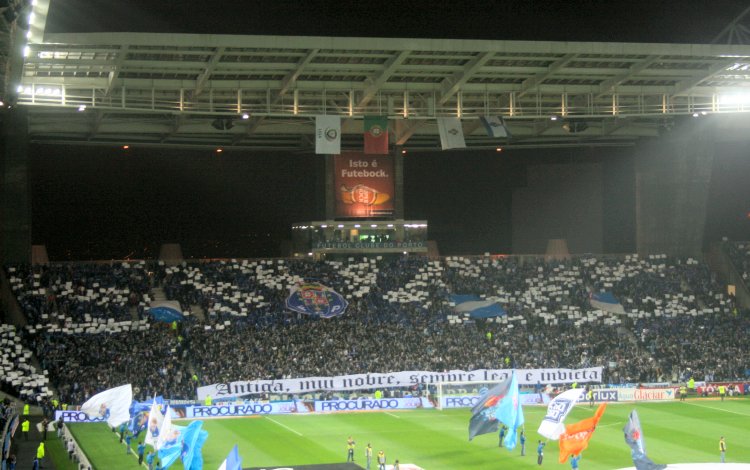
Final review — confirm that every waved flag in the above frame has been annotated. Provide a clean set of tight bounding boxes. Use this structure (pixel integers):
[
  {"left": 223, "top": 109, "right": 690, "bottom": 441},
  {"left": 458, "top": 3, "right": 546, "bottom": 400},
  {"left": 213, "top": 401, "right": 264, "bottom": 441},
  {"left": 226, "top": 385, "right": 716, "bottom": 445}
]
[
  {"left": 537, "top": 388, "right": 585, "bottom": 440},
  {"left": 285, "top": 282, "right": 349, "bottom": 319},
  {"left": 469, "top": 375, "right": 512, "bottom": 440},
  {"left": 181, "top": 421, "right": 209, "bottom": 470},
  {"left": 145, "top": 401, "right": 165, "bottom": 450},
  {"left": 437, "top": 117, "right": 466, "bottom": 150},
  {"left": 218, "top": 444, "right": 242, "bottom": 470},
  {"left": 589, "top": 292, "right": 626, "bottom": 314},
  {"left": 80, "top": 384, "right": 132, "bottom": 427},
  {"left": 148, "top": 301, "right": 185, "bottom": 323},
  {"left": 495, "top": 371, "right": 525, "bottom": 450},
  {"left": 451, "top": 294, "right": 506, "bottom": 319},
  {"left": 129, "top": 396, "right": 164, "bottom": 436},
  {"left": 479, "top": 116, "right": 511, "bottom": 138},
  {"left": 623, "top": 409, "right": 667, "bottom": 470},
  {"left": 558, "top": 403, "right": 607, "bottom": 463},
  {"left": 157, "top": 408, "right": 182, "bottom": 468}
]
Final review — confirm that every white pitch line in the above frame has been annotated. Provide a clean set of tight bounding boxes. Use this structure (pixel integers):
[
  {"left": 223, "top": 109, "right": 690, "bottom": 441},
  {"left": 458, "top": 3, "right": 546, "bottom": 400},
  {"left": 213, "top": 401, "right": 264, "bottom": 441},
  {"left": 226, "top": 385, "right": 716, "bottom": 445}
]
[
  {"left": 684, "top": 401, "right": 750, "bottom": 417},
  {"left": 385, "top": 412, "right": 401, "bottom": 419},
  {"left": 266, "top": 417, "right": 303, "bottom": 436}
]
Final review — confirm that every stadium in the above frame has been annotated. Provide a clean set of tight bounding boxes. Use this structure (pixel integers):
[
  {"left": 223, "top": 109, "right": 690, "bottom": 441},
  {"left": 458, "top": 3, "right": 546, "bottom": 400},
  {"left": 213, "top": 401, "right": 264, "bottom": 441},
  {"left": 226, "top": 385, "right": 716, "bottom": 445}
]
[{"left": 0, "top": 1, "right": 750, "bottom": 469}]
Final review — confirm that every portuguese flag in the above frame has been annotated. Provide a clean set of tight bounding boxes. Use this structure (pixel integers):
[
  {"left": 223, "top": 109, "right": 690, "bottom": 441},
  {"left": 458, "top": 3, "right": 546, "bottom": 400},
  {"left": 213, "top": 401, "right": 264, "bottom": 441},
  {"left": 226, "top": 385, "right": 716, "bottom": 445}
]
[{"left": 364, "top": 115, "right": 389, "bottom": 154}]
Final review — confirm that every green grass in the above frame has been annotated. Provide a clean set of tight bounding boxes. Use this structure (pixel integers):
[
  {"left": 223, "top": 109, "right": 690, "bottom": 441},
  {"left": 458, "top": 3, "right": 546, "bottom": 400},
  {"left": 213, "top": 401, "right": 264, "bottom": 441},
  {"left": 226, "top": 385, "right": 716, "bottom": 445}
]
[
  {"left": 68, "top": 398, "right": 750, "bottom": 470},
  {"left": 45, "top": 433, "right": 79, "bottom": 470}
]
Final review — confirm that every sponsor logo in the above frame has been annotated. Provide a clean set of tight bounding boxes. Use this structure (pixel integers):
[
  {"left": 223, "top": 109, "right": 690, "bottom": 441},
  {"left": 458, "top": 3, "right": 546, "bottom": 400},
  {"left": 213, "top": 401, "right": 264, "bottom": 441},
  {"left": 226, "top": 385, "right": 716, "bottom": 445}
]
[
  {"left": 318, "top": 399, "right": 400, "bottom": 412},
  {"left": 190, "top": 404, "right": 273, "bottom": 417},
  {"left": 592, "top": 390, "right": 618, "bottom": 402},
  {"left": 325, "top": 128, "right": 338, "bottom": 141},
  {"left": 57, "top": 411, "right": 105, "bottom": 423}
]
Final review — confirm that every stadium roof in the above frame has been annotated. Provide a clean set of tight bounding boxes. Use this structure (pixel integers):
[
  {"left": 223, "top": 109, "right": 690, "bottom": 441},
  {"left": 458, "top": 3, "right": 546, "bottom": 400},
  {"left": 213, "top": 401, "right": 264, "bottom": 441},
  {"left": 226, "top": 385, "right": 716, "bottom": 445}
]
[{"left": 15, "top": 31, "right": 750, "bottom": 151}]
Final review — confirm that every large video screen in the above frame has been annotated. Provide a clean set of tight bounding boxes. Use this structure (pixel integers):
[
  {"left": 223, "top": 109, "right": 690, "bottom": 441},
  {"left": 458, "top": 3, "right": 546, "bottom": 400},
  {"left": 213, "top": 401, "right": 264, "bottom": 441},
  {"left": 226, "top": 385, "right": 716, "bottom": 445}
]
[{"left": 334, "top": 151, "right": 394, "bottom": 218}]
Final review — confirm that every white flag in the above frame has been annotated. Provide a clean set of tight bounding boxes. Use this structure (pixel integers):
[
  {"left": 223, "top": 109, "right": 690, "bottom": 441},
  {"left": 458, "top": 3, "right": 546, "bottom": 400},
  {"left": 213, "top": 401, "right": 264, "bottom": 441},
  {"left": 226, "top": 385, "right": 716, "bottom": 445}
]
[
  {"left": 315, "top": 115, "right": 341, "bottom": 154},
  {"left": 437, "top": 117, "right": 466, "bottom": 150},
  {"left": 156, "top": 405, "right": 175, "bottom": 451},
  {"left": 80, "top": 384, "right": 132, "bottom": 427},
  {"left": 479, "top": 116, "right": 511, "bottom": 138},
  {"left": 145, "top": 399, "right": 164, "bottom": 450},
  {"left": 537, "top": 388, "right": 585, "bottom": 440}
]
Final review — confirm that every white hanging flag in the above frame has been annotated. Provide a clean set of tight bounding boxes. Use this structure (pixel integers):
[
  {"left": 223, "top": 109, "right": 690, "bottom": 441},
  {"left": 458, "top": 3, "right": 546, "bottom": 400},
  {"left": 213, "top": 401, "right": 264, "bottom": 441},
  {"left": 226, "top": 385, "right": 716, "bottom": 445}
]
[
  {"left": 315, "top": 115, "right": 341, "bottom": 154},
  {"left": 479, "top": 116, "right": 511, "bottom": 138},
  {"left": 145, "top": 399, "right": 164, "bottom": 450},
  {"left": 80, "top": 384, "right": 132, "bottom": 427},
  {"left": 537, "top": 388, "right": 585, "bottom": 440},
  {"left": 437, "top": 117, "right": 466, "bottom": 150}
]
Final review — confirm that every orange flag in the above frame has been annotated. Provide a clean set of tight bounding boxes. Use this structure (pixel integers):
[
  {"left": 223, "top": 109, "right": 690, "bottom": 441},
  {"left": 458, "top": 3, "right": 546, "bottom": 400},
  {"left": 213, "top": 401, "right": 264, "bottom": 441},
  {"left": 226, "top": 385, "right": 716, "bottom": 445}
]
[{"left": 558, "top": 403, "right": 607, "bottom": 463}]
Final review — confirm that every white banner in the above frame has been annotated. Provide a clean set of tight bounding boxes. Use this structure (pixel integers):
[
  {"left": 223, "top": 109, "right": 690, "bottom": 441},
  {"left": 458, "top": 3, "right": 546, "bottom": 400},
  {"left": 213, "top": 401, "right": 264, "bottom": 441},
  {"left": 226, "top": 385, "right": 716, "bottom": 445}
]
[
  {"left": 315, "top": 115, "right": 341, "bottom": 154},
  {"left": 196, "top": 367, "right": 603, "bottom": 400}
]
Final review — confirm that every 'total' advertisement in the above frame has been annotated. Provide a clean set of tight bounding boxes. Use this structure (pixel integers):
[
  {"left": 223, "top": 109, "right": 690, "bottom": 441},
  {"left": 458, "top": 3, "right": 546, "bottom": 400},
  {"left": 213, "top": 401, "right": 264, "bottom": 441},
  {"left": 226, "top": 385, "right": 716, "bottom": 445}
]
[{"left": 334, "top": 152, "right": 394, "bottom": 218}]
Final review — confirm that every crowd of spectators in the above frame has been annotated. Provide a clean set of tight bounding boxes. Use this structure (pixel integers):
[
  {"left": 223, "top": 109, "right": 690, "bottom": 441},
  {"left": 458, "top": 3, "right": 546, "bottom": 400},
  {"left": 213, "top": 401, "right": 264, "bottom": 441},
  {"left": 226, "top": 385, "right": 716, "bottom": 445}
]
[
  {"left": 3, "top": 252, "right": 749, "bottom": 404},
  {"left": 728, "top": 241, "right": 750, "bottom": 283}
]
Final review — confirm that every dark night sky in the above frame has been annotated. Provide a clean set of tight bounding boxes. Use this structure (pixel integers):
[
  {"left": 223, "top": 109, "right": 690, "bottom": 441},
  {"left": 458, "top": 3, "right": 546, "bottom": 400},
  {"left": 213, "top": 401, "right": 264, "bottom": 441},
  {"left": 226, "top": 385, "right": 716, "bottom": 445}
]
[
  {"left": 46, "top": 0, "right": 749, "bottom": 44},
  {"left": 28, "top": 1, "right": 750, "bottom": 259}
]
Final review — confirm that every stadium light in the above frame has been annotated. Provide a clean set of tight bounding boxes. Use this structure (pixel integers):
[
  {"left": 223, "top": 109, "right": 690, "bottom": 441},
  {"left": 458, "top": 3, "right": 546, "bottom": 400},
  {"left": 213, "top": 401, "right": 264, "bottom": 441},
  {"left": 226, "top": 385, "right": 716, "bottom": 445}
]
[
  {"left": 77, "top": 105, "right": 86, "bottom": 111},
  {"left": 718, "top": 93, "right": 750, "bottom": 106},
  {"left": 241, "top": 113, "right": 249, "bottom": 120}
]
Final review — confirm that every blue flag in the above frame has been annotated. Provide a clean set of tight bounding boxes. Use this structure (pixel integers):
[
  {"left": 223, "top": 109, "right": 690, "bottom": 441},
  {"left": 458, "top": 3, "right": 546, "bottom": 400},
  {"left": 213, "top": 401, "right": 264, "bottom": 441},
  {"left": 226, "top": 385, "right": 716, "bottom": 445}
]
[
  {"left": 218, "top": 444, "right": 242, "bottom": 470},
  {"left": 157, "top": 421, "right": 208, "bottom": 470},
  {"left": 495, "top": 371, "right": 525, "bottom": 450},
  {"left": 468, "top": 376, "right": 513, "bottom": 441},
  {"left": 181, "top": 421, "right": 208, "bottom": 470}
]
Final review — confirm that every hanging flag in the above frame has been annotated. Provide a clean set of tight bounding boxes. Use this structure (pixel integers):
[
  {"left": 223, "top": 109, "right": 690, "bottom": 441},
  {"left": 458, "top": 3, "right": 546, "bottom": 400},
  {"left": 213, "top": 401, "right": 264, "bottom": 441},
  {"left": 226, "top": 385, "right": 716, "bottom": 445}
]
[
  {"left": 364, "top": 116, "right": 389, "bottom": 154},
  {"left": 495, "top": 371, "right": 525, "bottom": 450},
  {"left": 80, "top": 384, "right": 132, "bottom": 427},
  {"left": 145, "top": 400, "right": 165, "bottom": 450},
  {"left": 537, "top": 388, "right": 585, "bottom": 440},
  {"left": 468, "top": 375, "right": 512, "bottom": 440},
  {"left": 218, "top": 444, "right": 242, "bottom": 470},
  {"left": 623, "top": 410, "right": 667, "bottom": 470},
  {"left": 437, "top": 117, "right": 466, "bottom": 150},
  {"left": 479, "top": 116, "right": 511, "bottom": 138},
  {"left": 558, "top": 403, "right": 607, "bottom": 463},
  {"left": 316, "top": 115, "right": 341, "bottom": 154}
]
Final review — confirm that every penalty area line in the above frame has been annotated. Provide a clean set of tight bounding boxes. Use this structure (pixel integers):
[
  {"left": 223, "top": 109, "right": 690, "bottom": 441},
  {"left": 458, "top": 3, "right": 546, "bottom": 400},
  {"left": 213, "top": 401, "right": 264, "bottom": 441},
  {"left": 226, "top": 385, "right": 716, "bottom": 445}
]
[
  {"left": 266, "top": 416, "right": 303, "bottom": 436},
  {"left": 684, "top": 401, "right": 750, "bottom": 417}
]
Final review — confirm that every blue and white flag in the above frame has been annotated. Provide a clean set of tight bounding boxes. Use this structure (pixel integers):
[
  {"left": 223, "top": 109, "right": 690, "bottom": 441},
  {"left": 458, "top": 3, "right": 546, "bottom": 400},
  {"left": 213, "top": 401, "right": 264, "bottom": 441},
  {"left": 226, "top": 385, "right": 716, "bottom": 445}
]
[
  {"left": 218, "top": 445, "right": 242, "bottom": 470},
  {"left": 129, "top": 396, "right": 164, "bottom": 436},
  {"left": 437, "top": 117, "right": 466, "bottom": 150},
  {"left": 451, "top": 294, "right": 506, "bottom": 319},
  {"left": 479, "top": 116, "right": 511, "bottom": 138},
  {"left": 624, "top": 409, "right": 666, "bottom": 470},
  {"left": 315, "top": 115, "right": 341, "bottom": 155},
  {"left": 80, "top": 384, "right": 132, "bottom": 427},
  {"left": 590, "top": 292, "right": 626, "bottom": 314},
  {"left": 495, "top": 371, "right": 525, "bottom": 450},
  {"left": 145, "top": 401, "right": 165, "bottom": 450},
  {"left": 537, "top": 388, "right": 585, "bottom": 440},
  {"left": 148, "top": 301, "right": 185, "bottom": 323}
]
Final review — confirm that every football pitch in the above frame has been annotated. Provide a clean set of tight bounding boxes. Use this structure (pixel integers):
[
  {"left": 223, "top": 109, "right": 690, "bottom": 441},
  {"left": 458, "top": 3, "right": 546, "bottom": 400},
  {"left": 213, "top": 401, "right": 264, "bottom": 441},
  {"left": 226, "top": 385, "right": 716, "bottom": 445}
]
[{"left": 68, "top": 399, "right": 750, "bottom": 470}]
